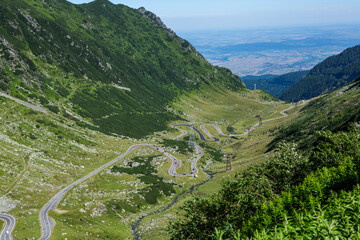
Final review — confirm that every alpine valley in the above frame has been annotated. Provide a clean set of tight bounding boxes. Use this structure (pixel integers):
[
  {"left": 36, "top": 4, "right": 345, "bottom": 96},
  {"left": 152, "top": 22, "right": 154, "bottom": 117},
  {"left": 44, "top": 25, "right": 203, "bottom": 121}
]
[{"left": 0, "top": 0, "right": 359, "bottom": 240}]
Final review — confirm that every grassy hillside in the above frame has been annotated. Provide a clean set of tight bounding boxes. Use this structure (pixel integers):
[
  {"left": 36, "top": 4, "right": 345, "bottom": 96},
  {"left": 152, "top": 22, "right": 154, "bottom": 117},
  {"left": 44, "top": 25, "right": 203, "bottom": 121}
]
[
  {"left": 243, "top": 70, "right": 309, "bottom": 98},
  {"left": 170, "top": 86, "right": 280, "bottom": 129},
  {"left": 0, "top": 0, "right": 244, "bottom": 138},
  {"left": 168, "top": 80, "right": 360, "bottom": 240},
  {"left": 0, "top": 77, "right": 297, "bottom": 239},
  {"left": 131, "top": 88, "right": 298, "bottom": 240},
  {"left": 281, "top": 45, "right": 360, "bottom": 102},
  {"left": 0, "top": 95, "right": 138, "bottom": 238},
  {"left": 270, "top": 77, "right": 360, "bottom": 150}
]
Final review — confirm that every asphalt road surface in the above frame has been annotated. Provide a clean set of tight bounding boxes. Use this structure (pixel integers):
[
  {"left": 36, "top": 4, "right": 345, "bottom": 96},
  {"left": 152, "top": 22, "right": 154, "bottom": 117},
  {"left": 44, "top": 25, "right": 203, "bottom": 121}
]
[
  {"left": 39, "top": 142, "right": 201, "bottom": 239},
  {"left": 0, "top": 92, "right": 47, "bottom": 114},
  {"left": 173, "top": 124, "right": 220, "bottom": 142},
  {"left": 0, "top": 214, "right": 16, "bottom": 240},
  {"left": 37, "top": 102, "right": 306, "bottom": 239},
  {"left": 200, "top": 104, "right": 303, "bottom": 138}
]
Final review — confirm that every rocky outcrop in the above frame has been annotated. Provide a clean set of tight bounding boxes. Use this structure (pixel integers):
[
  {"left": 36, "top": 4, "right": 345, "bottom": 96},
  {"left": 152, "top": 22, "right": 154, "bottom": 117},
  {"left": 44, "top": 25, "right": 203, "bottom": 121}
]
[
  {"left": 137, "top": 7, "right": 206, "bottom": 62},
  {"left": 137, "top": 7, "right": 173, "bottom": 34}
]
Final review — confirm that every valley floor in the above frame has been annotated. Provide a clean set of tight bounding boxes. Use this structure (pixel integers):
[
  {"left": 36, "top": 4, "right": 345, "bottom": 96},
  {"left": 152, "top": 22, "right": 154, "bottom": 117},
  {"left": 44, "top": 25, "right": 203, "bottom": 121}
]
[{"left": 0, "top": 88, "right": 305, "bottom": 239}]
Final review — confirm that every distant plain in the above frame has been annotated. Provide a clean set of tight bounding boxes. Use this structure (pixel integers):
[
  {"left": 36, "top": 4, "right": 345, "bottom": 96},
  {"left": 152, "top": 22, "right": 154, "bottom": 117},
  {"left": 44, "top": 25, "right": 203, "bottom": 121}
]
[{"left": 179, "top": 24, "right": 360, "bottom": 76}]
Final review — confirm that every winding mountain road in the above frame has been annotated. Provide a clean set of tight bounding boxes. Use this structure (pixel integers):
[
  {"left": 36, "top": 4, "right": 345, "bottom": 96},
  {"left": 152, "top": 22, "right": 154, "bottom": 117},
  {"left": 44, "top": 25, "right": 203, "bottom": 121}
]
[
  {"left": 0, "top": 102, "right": 303, "bottom": 240},
  {"left": 39, "top": 139, "right": 203, "bottom": 239},
  {"left": 200, "top": 104, "right": 302, "bottom": 138},
  {"left": 0, "top": 214, "right": 15, "bottom": 240},
  {"left": 130, "top": 105, "right": 301, "bottom": 239},
  {"left": 173, "top": 124, "right": 220, "bottom": 142}
]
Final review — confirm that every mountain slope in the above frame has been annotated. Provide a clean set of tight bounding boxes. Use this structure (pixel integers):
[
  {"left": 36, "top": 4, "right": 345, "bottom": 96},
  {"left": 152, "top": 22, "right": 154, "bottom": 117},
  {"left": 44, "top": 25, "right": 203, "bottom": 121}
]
[
  {"left": 270, "top": 77, "right": 360, "bottom": 150},
  {"left": 281, "top": 45, "right": 360, "bottom": 102},
  {"left": 243, "top": 70, "right": 309, "bottom": 98},
  {"left": 168, "top": 79, "right": 360, "bottom": 240},
  {"left": 0, "top": 0, "right": 244, "bottom": 138}
]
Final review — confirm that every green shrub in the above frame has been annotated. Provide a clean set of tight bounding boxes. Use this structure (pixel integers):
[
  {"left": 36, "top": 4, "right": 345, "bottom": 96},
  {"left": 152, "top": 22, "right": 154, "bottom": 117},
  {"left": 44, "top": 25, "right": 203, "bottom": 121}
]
[
  {"left": 39, "top": 96, "right": 49, "bottom": 105},
  {"left": 169, "top": 130, "right": 360, "bottom": 240},
  {"left": 46, "top": 105, "right": 60, "bottom": 114},
  {"left": 226, "top": 126, "right": 235, "bottom": 133},
  {"left": 249, "top": 184, "right": 360, "bottom": 240},
  {"left": 169, "top": 142, "right": 306, "bottom": 240},
  {"left": 0, "top": 82, "right": 9, "bottom": 91},
  {"left": 29, "top": 133, "right": 37, "bottom": 140},
  {"left": 14, "top": 93, "right": 27, "bottom": 101},
  {"left": 310, "top": 130, "right": 360, "bottom": 169},
  {"left": 199, "top": 143, "right": 224, "bottom": 161},
  {"left": 111, "top": 156, "right": 175, "bottom": 205},
  {"left": 28, "top": 93, "right": 38, "bottom": 99}
]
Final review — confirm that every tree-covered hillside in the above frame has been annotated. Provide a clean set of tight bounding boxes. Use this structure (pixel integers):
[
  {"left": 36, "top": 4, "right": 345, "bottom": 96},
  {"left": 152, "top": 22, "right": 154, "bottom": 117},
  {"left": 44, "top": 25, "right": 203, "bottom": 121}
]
[
  {"left": 281, "top": 45, "right": 360, "bottom": 102},
  {"left": 243, "top": 70, "right": 309, "bottom": 98},
  {"left": 0, "top": 0, "right": 244, "bottom": 138}
]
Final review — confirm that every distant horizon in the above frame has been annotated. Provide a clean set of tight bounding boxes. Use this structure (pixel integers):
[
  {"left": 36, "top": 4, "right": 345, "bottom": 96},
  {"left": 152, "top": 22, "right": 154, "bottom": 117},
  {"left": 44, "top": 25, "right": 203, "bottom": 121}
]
[
  {"left": 67, "top": 0, "right": 360, "bottom": 32},
  {"left": 178, "top": 24, "right": 360, "bottom": 77},
  {"left": 175, "top": 22, "right": 360, "bottom": 34},
  {"left": 66, "top": 0, "right": 360, "bottom": 77}
]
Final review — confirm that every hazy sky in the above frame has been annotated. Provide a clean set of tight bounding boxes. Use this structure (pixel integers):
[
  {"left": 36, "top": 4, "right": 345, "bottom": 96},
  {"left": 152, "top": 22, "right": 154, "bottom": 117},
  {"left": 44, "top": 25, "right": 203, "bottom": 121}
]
[{"left": 68, "top": 0, "right": 360, "bottom": 31}]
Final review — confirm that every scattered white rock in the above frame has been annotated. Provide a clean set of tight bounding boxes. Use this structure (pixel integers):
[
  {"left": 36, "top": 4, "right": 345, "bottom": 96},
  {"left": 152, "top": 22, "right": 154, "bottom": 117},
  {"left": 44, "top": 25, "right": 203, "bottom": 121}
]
[{"left": 0, "top": 196, "right": 19, "bottom": 212}]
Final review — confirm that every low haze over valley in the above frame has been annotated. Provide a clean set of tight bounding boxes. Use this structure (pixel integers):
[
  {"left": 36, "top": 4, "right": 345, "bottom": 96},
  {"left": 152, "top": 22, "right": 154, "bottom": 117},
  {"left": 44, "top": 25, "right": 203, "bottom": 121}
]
[{"left": 180, "top": 25, "right": 360, "bottom": 76}]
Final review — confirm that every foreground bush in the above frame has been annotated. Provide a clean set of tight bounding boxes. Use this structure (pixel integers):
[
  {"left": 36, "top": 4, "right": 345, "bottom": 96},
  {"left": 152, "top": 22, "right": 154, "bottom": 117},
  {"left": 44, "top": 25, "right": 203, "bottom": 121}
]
[{"left": 168, "top": 130, "right": 360, "bottom": 239}]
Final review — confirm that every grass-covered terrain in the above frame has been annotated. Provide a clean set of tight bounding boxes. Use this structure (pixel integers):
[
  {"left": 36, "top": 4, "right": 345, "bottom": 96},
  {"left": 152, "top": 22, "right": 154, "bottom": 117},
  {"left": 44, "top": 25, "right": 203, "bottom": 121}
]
[
  {"left": 0, "top": 93, "right": 213, "bottom": 239},
  {"left": 169, "top": 86, "right": 285, "bottom": 134},
  {"left": 0, "top": 3, "right": 290, "bottom": 233},
  {"left": 130, "top": 88, "right": 302, "bottom": 239},
  {"left": 0, "top": 82, "right": 296, "bottom": 239},
  {"left": 167, "top": 81, "right": 360, "bottom": 240},
  {"left": 270, "top": 77, "right": 360, "bottom": 150},
  {"left": 0, "top": 0, "right": 245, "bottom": 138},
  {"left": 169, "top": 130, "right": 360, "bottom": 240},
  {"left": 0, "top": 95, "right": 133, "bottom": 238},
  {"left": 50, "top": 151, "right": 202, "bottom": 240},
  {"left": 0, "top": 3, "right": 287, "bottom": 236}
]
